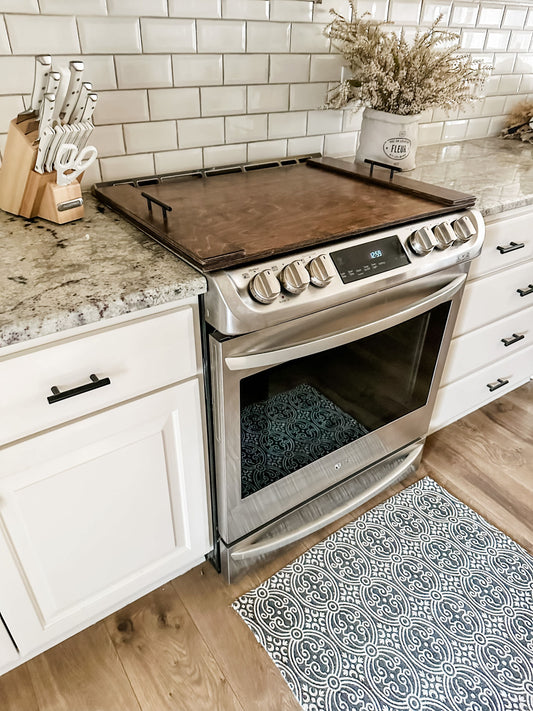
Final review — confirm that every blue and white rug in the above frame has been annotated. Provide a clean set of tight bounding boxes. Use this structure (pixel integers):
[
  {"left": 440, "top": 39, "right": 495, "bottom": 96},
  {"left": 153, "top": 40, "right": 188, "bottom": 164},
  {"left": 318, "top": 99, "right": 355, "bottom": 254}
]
[{"left": 233, "top": 477, "right": 533, "bottom": 711}]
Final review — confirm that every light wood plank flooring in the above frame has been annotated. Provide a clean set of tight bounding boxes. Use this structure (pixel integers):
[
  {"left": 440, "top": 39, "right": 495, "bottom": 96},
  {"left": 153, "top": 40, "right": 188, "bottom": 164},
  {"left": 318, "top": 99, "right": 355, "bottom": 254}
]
[{"left": 1, "top": 382, "right": 531, "bottom": 711}]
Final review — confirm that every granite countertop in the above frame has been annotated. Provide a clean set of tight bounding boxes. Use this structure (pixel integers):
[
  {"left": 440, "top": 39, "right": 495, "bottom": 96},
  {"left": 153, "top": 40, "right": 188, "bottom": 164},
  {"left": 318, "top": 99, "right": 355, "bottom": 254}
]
[
  {"left": 0, "top": 136, "right": 531, "bottom": 351},
  {"left": 0, "top": 195, "right": 206, "bottom": 349}
]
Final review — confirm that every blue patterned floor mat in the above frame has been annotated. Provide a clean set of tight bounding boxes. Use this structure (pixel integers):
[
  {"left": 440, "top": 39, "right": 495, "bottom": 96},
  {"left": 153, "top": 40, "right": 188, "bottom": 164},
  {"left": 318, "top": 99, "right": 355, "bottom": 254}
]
[
  {"left": 241, "top": 383, "right": 369, "bottom": 498},
  {"left": 233, "top": 477, "right": 533, "bottom": 710}
]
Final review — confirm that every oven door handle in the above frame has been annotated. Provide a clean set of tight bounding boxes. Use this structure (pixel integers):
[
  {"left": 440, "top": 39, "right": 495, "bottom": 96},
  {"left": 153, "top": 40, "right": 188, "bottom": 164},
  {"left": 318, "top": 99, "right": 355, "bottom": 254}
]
[
  {"left": 229, "top": 442, "right": 424, "bottom": 561},
  {"left": 225, "top": 274, "right": 466, "bottom": 371}
]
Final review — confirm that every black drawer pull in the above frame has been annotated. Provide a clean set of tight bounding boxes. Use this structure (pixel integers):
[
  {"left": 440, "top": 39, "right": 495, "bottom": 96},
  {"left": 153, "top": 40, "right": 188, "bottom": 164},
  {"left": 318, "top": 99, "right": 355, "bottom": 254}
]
[
  {"left": 497, "top": 241, "right": 525, "bottom": 254},
  {"left": 517, "top": 284, "right": 533, "bottom": 297},
  {"left": 487, "top": 378, "right": 509, "bottom": 392},
  {"left": 501, "top": 333, "right": 525, "bottom": 347},
  {"left": 47, "top": 374, "right": 111, "bottom": 404}
]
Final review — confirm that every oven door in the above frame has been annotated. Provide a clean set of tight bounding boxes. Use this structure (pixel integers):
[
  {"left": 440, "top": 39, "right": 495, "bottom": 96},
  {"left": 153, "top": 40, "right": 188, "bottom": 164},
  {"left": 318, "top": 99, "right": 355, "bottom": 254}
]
[{"left": 209, "top": 267, "right": 467, "bottom": 547}]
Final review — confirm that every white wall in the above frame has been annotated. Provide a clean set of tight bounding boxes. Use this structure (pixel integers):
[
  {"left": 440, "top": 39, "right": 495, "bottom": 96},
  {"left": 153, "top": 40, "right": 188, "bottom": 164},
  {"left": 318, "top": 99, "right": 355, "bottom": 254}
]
[{"left": 0, "top": 0, "right": 531, "bottom": 184}]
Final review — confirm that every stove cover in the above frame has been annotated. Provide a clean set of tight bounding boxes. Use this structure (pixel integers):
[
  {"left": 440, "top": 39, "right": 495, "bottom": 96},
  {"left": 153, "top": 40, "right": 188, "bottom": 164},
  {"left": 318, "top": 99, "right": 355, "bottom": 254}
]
[{"left": 93, "top": 156, "right": 476, "bottom": 272}]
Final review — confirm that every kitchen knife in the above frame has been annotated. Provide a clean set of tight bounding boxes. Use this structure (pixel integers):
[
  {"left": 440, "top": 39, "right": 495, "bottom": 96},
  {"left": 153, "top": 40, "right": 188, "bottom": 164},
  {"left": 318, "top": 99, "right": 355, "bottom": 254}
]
[
  {"left": 80, "top": 93, "right": 98, "bottom": 123},
  {"left": 44, "top": 123, "right": 67, "bottom": 173},
  {"left": 59, "top": 61, "right": 84, "bottom": 123},
  {"left": 34, "top": 126, "right": 55, "bottom": 173},
  {"left": 43, "top": 71, "right": 61, "bottom": 104},
  {"left": 69, "top": 82, "right": 92, "bottom": 125},
  {"left": 38, "top": 92, "right": 56, "bottom": 139},
  {"left": 16, "top": 55, "right": 52, "bottom": 123}
]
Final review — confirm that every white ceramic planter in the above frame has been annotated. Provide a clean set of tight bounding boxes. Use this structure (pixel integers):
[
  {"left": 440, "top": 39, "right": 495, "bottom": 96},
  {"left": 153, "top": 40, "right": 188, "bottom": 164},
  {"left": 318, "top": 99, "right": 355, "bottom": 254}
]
[{"left": 356, "top": 107, "right": 422, "bottom": 171}]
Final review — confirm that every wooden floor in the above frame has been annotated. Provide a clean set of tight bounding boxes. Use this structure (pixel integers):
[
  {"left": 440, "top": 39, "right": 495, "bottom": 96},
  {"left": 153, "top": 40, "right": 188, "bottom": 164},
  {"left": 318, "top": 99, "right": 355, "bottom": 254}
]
[{"left": 1, "top": 382, "right": 532, "bottom": 711}]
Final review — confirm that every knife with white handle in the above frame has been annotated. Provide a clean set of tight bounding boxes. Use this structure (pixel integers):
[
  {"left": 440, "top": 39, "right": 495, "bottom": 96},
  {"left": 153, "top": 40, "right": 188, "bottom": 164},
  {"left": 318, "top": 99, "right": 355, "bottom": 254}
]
[
  {"left": 80, "top": 93, "right": 97, "bottom": 123},
  {"left": 70, "top": 81, "right": 92, "bottom": 124},
  {"left": 34, "top": 126, "right": 55, "bottom": 173},
  {"left": 60, "top": 60, "right": 84, "bottom": 123},
  {"left": 45, "top": 123, "right": 67, "bottom": 173},
  {"left": 43, "top": 71, "right": 61, "bottom": 104},
  {"left": 17, "top": 54, "right": 52, "bottom": 122},
  {"left": 38, "top": 92, "right": 56, "bottom": 139}
]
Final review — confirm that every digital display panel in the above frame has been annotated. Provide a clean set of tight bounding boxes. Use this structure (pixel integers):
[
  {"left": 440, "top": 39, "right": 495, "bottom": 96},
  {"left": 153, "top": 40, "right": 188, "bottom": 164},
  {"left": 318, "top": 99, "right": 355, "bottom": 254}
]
[{"left": 331, "top": 235, "right": 410, "bottom": 284}]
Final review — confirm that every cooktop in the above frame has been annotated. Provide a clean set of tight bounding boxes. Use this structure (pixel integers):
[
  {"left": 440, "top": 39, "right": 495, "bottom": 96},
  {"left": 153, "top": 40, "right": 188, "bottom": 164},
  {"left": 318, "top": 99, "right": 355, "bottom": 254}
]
[{"left": 92, "top": 155, "right": 476, "bottom": 273}]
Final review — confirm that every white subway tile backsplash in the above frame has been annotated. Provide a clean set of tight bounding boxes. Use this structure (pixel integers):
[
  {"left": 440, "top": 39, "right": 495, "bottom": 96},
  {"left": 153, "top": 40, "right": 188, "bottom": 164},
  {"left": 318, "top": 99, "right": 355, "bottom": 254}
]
[
  {"left": 485, "top": 30, "right": 510, "bottom": 51},
  {"left": 0, "top": 17, "right": 10, "bottom": 54},
  {"left": 288, "top": 134, "right": 324, "bottom": 155},
  {"left": 170, "top": 0, "right": 221, "bottom": 18},
  {"left": 442, "top": 119, "right": 468, "bottom": 141},
  {"left": 353, "top": 0, "right": 389, "bottom": 21},
  {"left": 0, "top": 96, "right": 24, "bottom": 133},
  {"left": 248, "top": 84, "right": 289, "bottom": 113},
  {"left": 0, "top": 0, "right": 39, "bottom": 11},
  {"left": 0, "top": 57, "right": 34, "bottom": 94},
  {"left": 270, "top": 1, "right": 313, "bottom": 22},
  {"left": 141, "top": 18, "right": 196, "bottom": 53},
  {"left": 268, "top": 110, "right": 307, "bottom": 138},
  {"left": 502, "top": 6, "right": 527, "bottom": 28},
  {"left": 172, "top": 55, "right": 223, "bottom": 86},
  {"left": 78, "top": 17, "right": 141, "bottom": 54},
  {"left": 116, "top": 56, "right": 172, "bottom": 89},
  {"left": 343, "top": 109, "right": 363, "bottom": 132},
  {"left": 465, "top": 116, "right": 492, "bottom": 138},
  {"left": 478, "top": 4, "right": 505, "bottom": 27},
  {"left": 5, "top": 14, "right": 80, "bottom": 54},
  {"left": 310, "top": 54, "right": 344, "bottom": 82},
  {"left": 461, "top": 30, "right": 486, "bottom": 50},
  {"left": 247, "top": 21, "right": 291, "bottom": 52},
  {"left": 526, "top": 9, "right": 533, "bottom": 30},
  {"left": 508, "top": 30, "right": 531, "bottom": 52},
  {"left": 488, "top": 115, "right": 507, "bottom": 133},
  {"left": 124, "top": 121, "right": 178, "bottom": 153},
  {"left": 482, "top": 94, "right": 507, "bottom": 114},
  {"left": 307, "top": 109, "right": 343, "bottom": 135},
  {"left": 323, "top": 131, "right": 357, "bottom": 157},
  {"left": 91, "top": 125, "right": 126, "bottom": 157},
  {"left": 149, "top": 88, "right": 200, "bottom": 120},
  {"left": 290, "top": 82, "right": 328, "bottom": 110},
  {"left": 520, "top": 74, "right": 533, "bottom": 92},
  {"left": 226, "top": 113, "right": 267, "bottom": 142},
  {"left": 270, "top": 54, "right": 310, "bottom": 83},
  {"left": 290, "top": 23, "right": 330, "bottom": 53},
  {"left": 100, "top": 153, "right": 155, "bottom": 181},
  {"left": 204, "top": 142, "right": 246, "bottom": 165},
  {"left": 224, "top": 54, "right": 269, "bottom": 84},
  {"left": 94, "top": 90, "right": 150, "bottom": 125},
  {"left": 201, "top": 85, "right": 246, "bottom": 116},
  {"left": 154, "top": 147, "right": 203, "bottom": 173},
  {"left": 178, "top": 116, "right": 224, "bottom": 147},
  {"left": 39, "top": 0, "right": 107, "bottom": 14},
  {"left": 313, "top": 0, "right": 353, "bottom": 22},
  {"left": 493, "top": 52, "right": 516, "bottom": 73},
  {"left": 450, "top": 3, "right": 479, "bottom": 27},
  {"left": 389, "top": 0, "right": 421, "bottom": 24},
  {"left": 497, "top": 74, "right": 521, "bottom": 94},
  {"left": 248, "top": 138, "right": 287, "bottom": 161},
  {"left": 420, "top": 2, "right": 451, "bottom": 26},
  {"left": 514, "top": 53, "right": 533, "bottom": 73},
  {"left": 418, "top": 122, "right": 443, "bottom": 145},
  {"left": 197, "top": 20, "right": 246, "bottom": 53},
  {"left": 222, "top": 0, "right": 269, "bottom": 20},
  {"left": 71, "top": 56, "right": 117, "bottom": 90},
  {"left": 108, "top": 0, "right": 168, "bottom": 16}
]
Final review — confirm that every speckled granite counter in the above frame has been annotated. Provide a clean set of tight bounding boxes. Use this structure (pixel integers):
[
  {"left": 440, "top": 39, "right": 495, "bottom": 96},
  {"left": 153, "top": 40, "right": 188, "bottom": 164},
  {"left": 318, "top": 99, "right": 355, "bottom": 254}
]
[
  {"left": 0, "top": 194, "right": 206, "bottom": 349},
  {"left": 1, "top": 136, "right": 531, "bottom": 350},
  {"left": 411, "top": 137, "right": 532, "bottom": 216}
]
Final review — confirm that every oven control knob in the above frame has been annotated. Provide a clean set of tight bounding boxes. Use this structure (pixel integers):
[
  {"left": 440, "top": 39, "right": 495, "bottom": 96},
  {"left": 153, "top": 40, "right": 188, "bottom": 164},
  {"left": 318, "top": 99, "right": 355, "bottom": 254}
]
[
  {"left": 248, "top": 269, "right": 281, "bottom": 304},
  {"left": 281, "top": 260, "right": 310, "bottom": 294},
  {"left": 307, "top": 254, "right": 336, "bottom": 288},
  {"left": 453, "top": 215, "right": 476, "bottom": 243},
  {"left": 408, "top": 226, "right": 436, "bottom": 255},
  {"left": 433, "top": 221, "right": 456, "bottom": 250}
]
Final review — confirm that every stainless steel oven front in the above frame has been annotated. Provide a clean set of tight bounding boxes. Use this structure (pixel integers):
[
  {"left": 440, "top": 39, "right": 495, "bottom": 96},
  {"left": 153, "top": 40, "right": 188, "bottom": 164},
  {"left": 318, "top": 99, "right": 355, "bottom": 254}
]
[{"left": 205, "top": 209, "right": 485, "bottom": 581}]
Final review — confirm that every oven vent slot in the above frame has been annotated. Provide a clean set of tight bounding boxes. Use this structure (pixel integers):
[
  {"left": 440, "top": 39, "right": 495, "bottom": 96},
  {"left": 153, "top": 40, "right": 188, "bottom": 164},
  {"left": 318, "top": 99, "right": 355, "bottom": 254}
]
[{"left": 205, "top": 165, "right": 244, "bottom": 177}]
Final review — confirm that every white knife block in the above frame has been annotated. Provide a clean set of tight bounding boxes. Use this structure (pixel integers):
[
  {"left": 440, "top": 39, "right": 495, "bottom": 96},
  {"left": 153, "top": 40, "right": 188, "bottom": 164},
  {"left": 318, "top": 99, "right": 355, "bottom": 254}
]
[{"left": 0, "top": 117, "right": 84, "bottom": 224}]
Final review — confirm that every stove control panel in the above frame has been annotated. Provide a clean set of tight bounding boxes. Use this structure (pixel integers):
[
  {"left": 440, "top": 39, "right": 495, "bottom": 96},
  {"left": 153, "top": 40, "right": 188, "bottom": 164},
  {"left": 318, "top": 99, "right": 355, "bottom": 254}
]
[
  {"left": 248, "top": 255, "right": 336, "bottom": 302},
  {"left": 280, "top": 259, "right": 310, "bottom": 294}
]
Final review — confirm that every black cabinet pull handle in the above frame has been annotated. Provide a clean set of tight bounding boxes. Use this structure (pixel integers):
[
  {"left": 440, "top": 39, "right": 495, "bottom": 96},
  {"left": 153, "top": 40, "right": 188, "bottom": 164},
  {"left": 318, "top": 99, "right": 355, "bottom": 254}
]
[
  {"left": 497, "top": 241, "right": 525, "bottom": 254},
  {"left": 47, "top": 374, "right": 111, "bottom": 404},
  {"left": 487, "top": 378, "right": 509, "bottom": 392},
  {"left": 517, "top": 284, "right": 533, "bottom": 297},
  {"left": 501, "top": 333, "right": 525, "bottom": 347}
]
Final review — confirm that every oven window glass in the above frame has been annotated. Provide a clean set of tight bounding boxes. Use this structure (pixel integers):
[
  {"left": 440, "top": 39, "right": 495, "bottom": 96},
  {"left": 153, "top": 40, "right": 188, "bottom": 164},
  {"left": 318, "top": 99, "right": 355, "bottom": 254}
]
[{"left": 240, "top": 302, "right": 450, "bottom": 498}]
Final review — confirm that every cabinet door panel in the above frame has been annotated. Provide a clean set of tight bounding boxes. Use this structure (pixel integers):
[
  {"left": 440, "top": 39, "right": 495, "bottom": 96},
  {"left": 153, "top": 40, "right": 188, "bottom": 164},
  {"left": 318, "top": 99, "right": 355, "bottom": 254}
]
[
  {"left": 469, "top": 210, "right": 533, "bottom": 279},
  {"left": 0, "top": 616, "right": 18, "bottom": 668},
  {"left": 0, "top": 380, "right": 210, "bottom": 658}
]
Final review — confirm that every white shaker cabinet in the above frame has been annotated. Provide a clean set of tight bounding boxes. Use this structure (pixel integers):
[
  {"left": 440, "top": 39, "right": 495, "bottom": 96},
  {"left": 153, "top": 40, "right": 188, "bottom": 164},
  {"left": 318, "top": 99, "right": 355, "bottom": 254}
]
[
  {"left": 0, "top": 299, "right": 211, "bottom": 675},
  {"left": 431, "top": 206, "right": 533, "bottom": 431}
]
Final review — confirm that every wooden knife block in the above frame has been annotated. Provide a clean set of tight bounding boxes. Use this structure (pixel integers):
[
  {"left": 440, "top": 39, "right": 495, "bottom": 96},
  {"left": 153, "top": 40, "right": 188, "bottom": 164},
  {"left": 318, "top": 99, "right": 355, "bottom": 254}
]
[{"left": 0, "top": 117, "right": 84, "bottom": 223}]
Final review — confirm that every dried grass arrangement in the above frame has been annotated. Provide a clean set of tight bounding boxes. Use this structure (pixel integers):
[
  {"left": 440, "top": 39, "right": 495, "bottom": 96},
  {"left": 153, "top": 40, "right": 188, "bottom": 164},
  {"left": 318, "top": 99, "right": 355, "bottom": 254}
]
[
  {"left": 500, "top": 100, "right": 533, "bottom": 143},
  {"left": 324, "top": 1, "right": 491, "bottom": 116}
]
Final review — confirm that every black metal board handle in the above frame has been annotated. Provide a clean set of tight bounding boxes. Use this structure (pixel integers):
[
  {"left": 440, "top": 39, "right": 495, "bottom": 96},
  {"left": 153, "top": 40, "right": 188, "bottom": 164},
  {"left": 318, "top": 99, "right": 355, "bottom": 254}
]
[
  {"left": 501, "top": 333, "right": 525, "bottom": 347},
  {"left": 47, "top": 374, "right": 111, "bottom": 404},
  {"left": 487, "top": 377, "right": 509, "bottom": 392},
  {"left": 497, "top": 241, "right": 525, "bottom": 254},
  {"left": 517, "top": 284, "right": 533, "bottom": 297}
]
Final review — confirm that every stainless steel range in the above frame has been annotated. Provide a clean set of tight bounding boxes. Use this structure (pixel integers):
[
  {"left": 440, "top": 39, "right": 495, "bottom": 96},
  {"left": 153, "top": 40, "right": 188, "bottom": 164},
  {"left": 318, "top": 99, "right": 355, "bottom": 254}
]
[{"left": 94, "top": 156, "right": 485, "bottom": 582}]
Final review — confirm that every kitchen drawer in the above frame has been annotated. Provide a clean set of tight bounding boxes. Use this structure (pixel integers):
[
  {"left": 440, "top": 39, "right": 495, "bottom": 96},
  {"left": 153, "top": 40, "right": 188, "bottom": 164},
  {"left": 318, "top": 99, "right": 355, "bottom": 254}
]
[
  {"left": 469, "top": 209, "right": 533, "bottom": 280},
  {"left": 431, "top": 343, "right": 533, "bottom": 433},
  {"left": 441, "top": 304, "right": 533, "bottom": 385},
  {"left": 454, "top": 259, "right": 533, "bottom": 337},
  {"left": 0, "top": 306, "right": 198, "bottom": 446}
]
